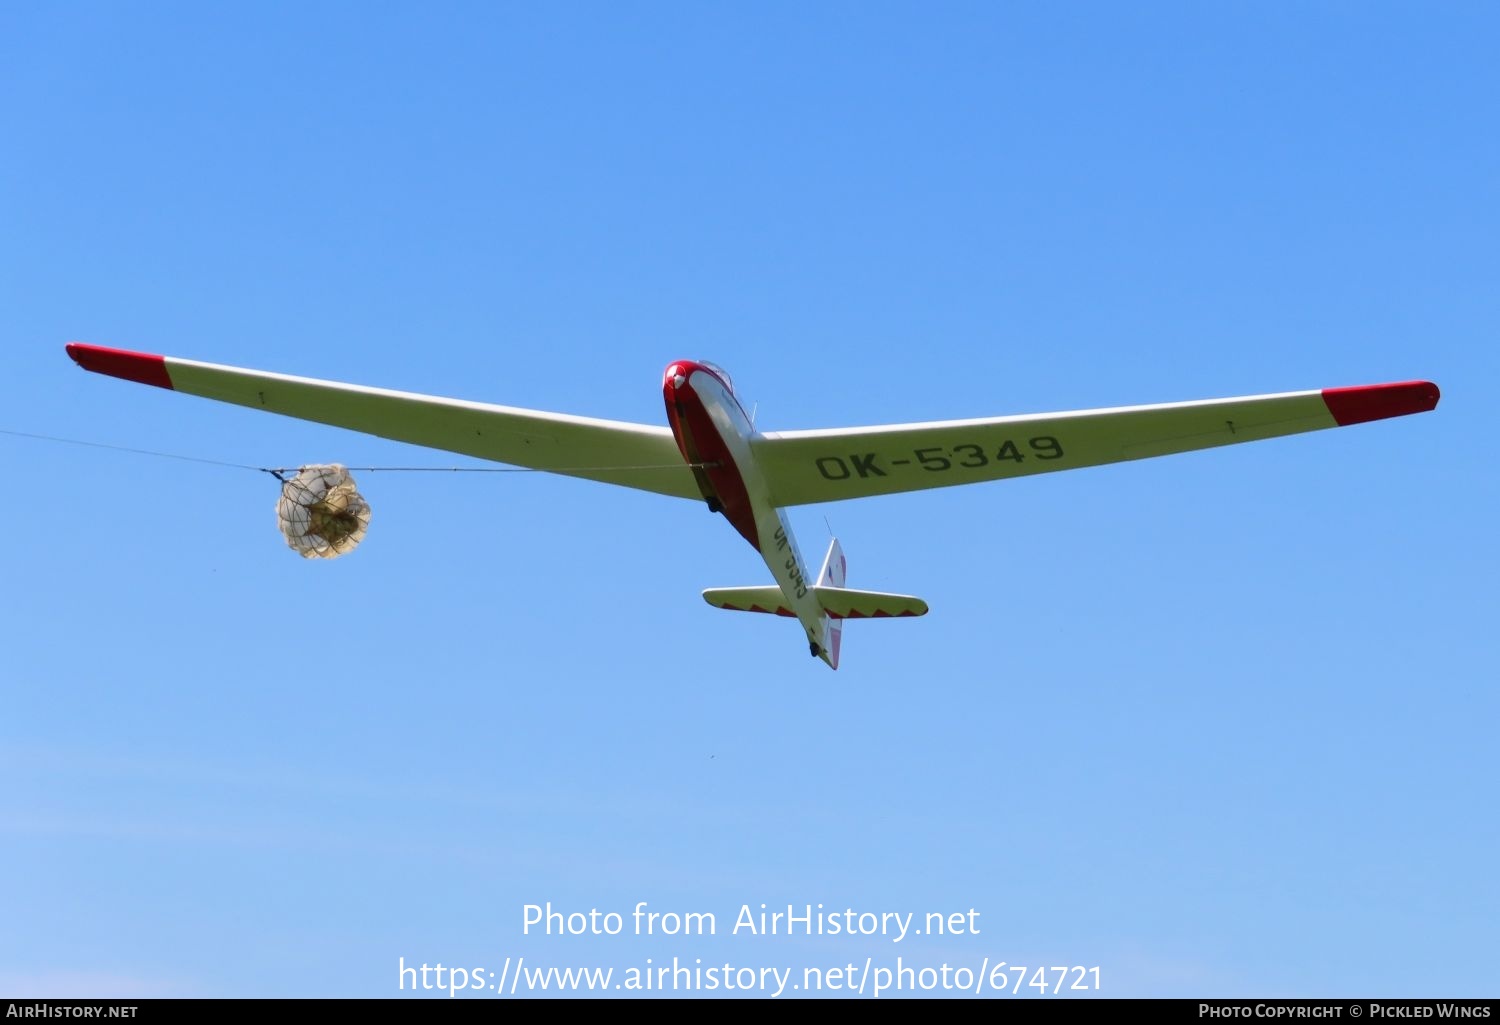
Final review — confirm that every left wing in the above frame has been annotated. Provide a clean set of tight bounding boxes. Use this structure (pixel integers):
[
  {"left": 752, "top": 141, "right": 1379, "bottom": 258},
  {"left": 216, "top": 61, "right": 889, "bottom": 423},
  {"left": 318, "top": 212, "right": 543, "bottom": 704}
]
[
  {"left": 65, "top": 343, "right": 702, "bottom": 499},
  {"left": 753, "top": 381, "right": 1439, "bottom": 507}
]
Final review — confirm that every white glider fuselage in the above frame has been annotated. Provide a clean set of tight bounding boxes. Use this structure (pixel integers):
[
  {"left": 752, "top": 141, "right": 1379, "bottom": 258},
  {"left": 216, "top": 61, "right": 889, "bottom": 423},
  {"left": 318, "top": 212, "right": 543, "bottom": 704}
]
[{"left": 662, "top": 360, "right": 832, "bottom": 663}]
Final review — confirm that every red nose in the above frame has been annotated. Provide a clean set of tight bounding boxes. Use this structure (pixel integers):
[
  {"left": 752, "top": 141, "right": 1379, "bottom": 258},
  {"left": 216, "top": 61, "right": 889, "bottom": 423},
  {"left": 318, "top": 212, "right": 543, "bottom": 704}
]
[{"left": 663, "top": 361, "right": 696, "bottom": 391}]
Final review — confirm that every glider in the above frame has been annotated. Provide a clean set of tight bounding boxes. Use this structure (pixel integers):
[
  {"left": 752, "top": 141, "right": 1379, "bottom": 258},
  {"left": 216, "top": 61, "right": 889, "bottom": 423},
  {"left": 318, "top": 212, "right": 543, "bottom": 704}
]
[{"left": 65, "top": 343, "right": 1439, "bottom": 669}]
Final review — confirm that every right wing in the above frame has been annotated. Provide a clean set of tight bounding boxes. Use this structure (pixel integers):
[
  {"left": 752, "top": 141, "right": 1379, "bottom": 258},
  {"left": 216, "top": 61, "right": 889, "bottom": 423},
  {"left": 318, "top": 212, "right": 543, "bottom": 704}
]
[
  {"left": 753, "top": 381, "right": 1440, "bottom": 507},
  {"left": 65, "top": 343, "right": 702, "bottom": 500}
]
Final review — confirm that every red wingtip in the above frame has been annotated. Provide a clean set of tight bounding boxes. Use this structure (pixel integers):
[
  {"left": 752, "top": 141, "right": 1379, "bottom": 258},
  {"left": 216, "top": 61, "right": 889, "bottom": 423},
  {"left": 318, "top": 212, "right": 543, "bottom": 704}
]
[
  {"left": 1321, "top": 381, "right": 1440, "bottom": 427},
  {"left": 66, "top": 343, "right": 174, "bottom": 390}
]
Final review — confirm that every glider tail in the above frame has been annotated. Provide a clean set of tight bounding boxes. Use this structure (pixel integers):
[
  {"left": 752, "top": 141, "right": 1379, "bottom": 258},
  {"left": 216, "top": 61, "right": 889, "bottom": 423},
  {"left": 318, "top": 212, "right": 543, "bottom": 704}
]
[{"left": 701, "top": 537, "right": 927, "bottom": 670}]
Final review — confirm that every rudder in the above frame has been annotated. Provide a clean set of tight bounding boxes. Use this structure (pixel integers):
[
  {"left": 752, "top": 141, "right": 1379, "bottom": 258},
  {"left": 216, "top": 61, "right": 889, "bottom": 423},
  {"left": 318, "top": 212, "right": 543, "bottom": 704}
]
[{"left": 817, "top": 538, "right": 847, "bottom": 669}]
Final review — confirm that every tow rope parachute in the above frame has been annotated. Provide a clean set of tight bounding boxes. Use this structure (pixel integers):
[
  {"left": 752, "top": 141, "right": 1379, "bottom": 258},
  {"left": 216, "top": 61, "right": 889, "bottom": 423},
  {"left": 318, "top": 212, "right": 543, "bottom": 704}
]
[{"left": 275, "top": 464, "right": 370, "bottom": 559}]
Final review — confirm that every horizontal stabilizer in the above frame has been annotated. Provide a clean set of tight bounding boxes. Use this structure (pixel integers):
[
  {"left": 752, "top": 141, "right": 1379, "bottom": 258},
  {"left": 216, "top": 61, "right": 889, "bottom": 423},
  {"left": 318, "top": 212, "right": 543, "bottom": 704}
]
[
  {"left": 814, "top": 585, "right": 928, "bottom": 619},
  {"left": 703, "top": 586, "right": 928, "bottom": 619},
  {"left": 703, "top": 586, "right": 796, "bottom": 617}
]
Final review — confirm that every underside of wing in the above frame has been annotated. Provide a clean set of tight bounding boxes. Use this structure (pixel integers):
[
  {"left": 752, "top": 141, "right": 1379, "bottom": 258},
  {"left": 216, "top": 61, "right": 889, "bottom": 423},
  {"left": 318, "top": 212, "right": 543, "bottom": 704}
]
[
  {"left": 752, "top": 381, "right": 1440, "bottom": 506},
  {"left": 66, "top": 344, "right": 701, "bottom": 499}
]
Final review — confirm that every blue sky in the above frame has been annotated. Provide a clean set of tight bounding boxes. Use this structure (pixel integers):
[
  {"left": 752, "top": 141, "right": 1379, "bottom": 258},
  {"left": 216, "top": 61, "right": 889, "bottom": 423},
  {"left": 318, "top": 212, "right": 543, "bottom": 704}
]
[{"left": 2, "top": 2, "right": 1495, "bottom": 999}]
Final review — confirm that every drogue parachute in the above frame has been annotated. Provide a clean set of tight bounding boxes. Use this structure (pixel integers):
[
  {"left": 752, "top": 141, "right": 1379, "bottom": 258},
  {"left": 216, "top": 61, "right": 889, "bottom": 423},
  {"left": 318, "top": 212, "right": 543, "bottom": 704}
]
[{"left": 275, "top": 464, "right": 370, "bottom": 559}]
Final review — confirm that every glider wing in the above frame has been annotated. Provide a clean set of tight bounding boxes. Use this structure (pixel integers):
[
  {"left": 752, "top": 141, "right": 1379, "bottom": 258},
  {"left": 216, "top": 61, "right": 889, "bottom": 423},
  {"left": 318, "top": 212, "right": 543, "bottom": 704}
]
[
  {"left": 65, "top": 343, "right": 702, "bottom": 499},
  {"left": 752, "top": 382, "right": 1440, "bottom": 506}
]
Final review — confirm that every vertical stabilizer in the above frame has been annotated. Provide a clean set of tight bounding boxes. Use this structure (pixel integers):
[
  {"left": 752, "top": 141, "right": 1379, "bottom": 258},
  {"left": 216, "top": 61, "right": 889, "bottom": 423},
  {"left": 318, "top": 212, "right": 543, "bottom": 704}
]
[{"left": 817, "top": 538, "right": 847, "bottom": 669}]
